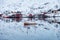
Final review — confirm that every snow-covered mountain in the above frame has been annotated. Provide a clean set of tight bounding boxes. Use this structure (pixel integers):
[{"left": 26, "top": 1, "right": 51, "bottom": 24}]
[{"left": 0, "top": 0, "right": 60, "bottom": 13}]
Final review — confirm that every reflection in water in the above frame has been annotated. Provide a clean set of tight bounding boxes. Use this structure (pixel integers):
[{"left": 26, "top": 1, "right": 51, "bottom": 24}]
[
  {"left": 0, "top": 15, "right": 60, "bottom": 40},
  {"left": 56, "top": 29, "right": 60, "bottom": 40}
]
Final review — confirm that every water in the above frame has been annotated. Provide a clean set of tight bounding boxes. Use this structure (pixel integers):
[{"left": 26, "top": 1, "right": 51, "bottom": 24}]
[{"left": 0, "top": 19, "right": 59, "bottom": 40}]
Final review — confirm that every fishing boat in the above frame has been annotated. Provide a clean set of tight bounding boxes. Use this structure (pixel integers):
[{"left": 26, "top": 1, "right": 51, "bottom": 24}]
[{"left": 24, "top": 22, "right": 37, "bottom": 26}]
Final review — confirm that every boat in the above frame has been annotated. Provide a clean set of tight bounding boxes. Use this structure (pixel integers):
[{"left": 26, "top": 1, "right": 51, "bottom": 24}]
[{"left": 24, "top": 22, "right": 37, "bottom": 26}]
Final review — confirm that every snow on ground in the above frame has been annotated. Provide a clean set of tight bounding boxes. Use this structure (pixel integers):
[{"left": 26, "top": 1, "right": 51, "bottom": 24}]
[{"left": 0, "top": 0, "right": 60, "bottom": 13}]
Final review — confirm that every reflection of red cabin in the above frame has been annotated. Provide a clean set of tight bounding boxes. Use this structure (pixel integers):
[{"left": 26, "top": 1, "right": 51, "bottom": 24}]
[
  {"left": 14, "top": 13, "right": 22, "bottom": 21},
  {"left": 28, "top": 14, "right": 33, "bottom": 20}
]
